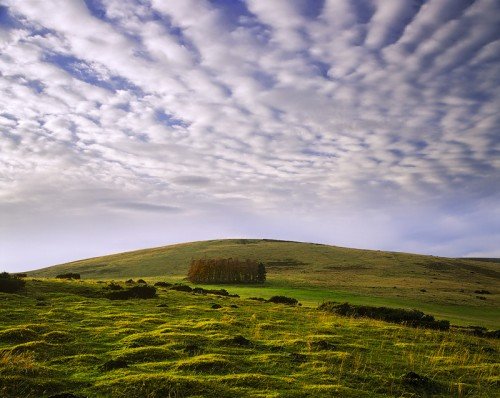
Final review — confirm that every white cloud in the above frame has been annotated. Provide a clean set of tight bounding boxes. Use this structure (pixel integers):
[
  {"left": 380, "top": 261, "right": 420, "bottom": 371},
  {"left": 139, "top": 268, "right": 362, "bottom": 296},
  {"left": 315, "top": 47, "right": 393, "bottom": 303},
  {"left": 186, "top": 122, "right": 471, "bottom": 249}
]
[{"left": 0, "top": 0, "right": 498, "bottom": 270}]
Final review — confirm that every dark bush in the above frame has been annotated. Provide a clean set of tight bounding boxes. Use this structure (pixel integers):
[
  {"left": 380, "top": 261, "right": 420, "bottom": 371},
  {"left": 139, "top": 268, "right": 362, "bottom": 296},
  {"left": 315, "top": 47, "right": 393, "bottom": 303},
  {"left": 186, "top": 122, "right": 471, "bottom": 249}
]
[
  {"left": 105, "top": 285, "right": 156, "bottom": 300},
  {"left": 0, "top": 272, "right": 26, "bottom": 293},
  {"left": 455, "top": 325, "right": 500, "bottom": 339},
  {"left": 474, "top": 290, "right": 491, "bottom": 294},
  {"left": 56, "top": 273, "right": 80, "bottom": 280},
  {"left": 211, "top": 304, "right": 222, "bottom": 309},
  {"left": 267, "top": 296, "right": 299, "bottom": 305},
  {"left": 154, "top": 281, "right": 172, "bottom": 288},
  {"left": 104, "top": 282, "right": 123, "bottom": 291},
  {"left": 137, "top": 279, "right": 147, "bottom": 284},
  {"left": 170, "top": 284, "right": 193, "bottom": 292},
  {"left": 318, "top": 302, "right": 450, "bottom": 331},
  {"left": 193, "top": 287, "right": 230, "bottom": 296},
  {"left": 248, "top": 297, "right": 266, "bottom": 302},
  {"left": 125, "top": 279, "right": 135, "bottom": 284},
  {"left": 14, "top": 273, "right": 27, "bottom": 278}
]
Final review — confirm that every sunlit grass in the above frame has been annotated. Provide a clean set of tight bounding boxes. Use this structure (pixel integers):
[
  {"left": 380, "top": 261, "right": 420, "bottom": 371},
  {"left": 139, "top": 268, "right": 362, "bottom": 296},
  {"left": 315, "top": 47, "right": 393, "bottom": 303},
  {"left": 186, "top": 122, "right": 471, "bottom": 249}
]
[{"left": 0, "top": 278, "right": 498, "bottom": 397}]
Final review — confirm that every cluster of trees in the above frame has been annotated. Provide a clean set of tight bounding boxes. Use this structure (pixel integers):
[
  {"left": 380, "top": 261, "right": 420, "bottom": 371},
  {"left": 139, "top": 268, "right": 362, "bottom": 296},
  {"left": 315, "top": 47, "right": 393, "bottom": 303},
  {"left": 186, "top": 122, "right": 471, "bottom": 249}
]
[{"left": 187, "top": 258, "right": 266, "bottom": 284}]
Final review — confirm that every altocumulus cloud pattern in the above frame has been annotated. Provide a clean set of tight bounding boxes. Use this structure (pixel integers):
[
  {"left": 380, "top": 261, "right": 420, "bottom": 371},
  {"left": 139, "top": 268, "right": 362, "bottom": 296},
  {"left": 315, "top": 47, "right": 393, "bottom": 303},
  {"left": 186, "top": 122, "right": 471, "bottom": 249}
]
[{"left": 0, "top": 0, "right": 499, "bottom": 270}]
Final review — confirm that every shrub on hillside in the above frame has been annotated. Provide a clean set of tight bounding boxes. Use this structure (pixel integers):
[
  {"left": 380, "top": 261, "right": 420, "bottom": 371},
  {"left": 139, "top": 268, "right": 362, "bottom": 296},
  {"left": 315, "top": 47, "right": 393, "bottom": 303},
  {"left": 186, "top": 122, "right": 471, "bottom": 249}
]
[
  {"left": 170, "top": 284, "right": 193, "bottom": 292},
  {"left": 248, "top": 297, "right": 266, "bottom": 302},
  {"left": 454, "top": 325, "right": 500, "bottom": 339},
  {"left": 154, "top": 281, "right": 172, "bottom": 288},
  {"left": 105, "top": 285, "right": 156, "bottom": 300},
  {"left": 0, "top": 272, "right": 26, "bottom": 293},
  {"left": 267, "top": 296, "right": 299, "bottom": 305},
  {"left": 193, "top": 287, "right": 230, "bottom": 296},
  {"left": 104, "top": 282, "right": 123, "bottom": 291},
  {"left": 56, "top": 273, "right": 81, "bottom": 280},
  {"left": 318, "top": 302, "right": 450, "bottom": 331}
]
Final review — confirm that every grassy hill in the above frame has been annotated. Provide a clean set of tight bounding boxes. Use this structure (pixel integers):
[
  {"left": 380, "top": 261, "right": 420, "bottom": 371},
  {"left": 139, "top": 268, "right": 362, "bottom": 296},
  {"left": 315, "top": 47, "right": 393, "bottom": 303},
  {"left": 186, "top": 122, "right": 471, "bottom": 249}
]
[
  {"left": 0, "top": 278, "right": 498, "bottom": 398},
  {"left": 29, "top": 239, "right": 499, "bottom": 328}
]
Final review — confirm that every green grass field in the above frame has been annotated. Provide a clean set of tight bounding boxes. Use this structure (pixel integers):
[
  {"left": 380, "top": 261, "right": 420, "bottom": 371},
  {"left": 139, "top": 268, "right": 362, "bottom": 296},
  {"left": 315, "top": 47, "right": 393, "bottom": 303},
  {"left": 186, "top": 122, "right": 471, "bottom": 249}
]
[
  {"left": 0, "top": 278, "right": 498, "bottom": 398},
  {"left": 29, "top": 239, "right": 499, "bottom": 328}
]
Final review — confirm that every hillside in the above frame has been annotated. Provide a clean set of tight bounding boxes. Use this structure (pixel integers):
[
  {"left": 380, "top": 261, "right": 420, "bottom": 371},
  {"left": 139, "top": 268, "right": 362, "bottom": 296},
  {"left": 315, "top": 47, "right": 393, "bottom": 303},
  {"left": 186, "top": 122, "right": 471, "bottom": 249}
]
[
  {"left": 29, "top": 239, "right": 499, "bottom": 327},
  {"left": 29, "top": 238, "right": 499, "bottom": 280}
]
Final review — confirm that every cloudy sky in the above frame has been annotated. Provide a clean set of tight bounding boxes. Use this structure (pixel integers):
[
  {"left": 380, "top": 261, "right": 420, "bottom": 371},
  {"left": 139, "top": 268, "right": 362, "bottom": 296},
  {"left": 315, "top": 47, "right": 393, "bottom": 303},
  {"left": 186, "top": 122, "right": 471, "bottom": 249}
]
[{"left": 1, "top": 0, "right": 499, "bottom": 272}]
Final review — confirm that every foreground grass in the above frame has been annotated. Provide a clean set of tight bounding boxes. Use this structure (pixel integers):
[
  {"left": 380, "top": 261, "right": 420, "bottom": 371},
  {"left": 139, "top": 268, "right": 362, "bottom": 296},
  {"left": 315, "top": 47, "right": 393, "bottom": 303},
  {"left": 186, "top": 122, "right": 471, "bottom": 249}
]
[{"left": 0, "top": 279, "right": 498, "bottom": 397}]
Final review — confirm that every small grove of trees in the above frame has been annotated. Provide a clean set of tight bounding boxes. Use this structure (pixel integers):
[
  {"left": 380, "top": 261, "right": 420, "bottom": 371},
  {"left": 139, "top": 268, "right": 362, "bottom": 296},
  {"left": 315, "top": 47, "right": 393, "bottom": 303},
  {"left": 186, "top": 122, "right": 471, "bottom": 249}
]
[
  {"left": 0, "top": 272, "right": 26, "bottom": 293},
  {"left": 187, "top": 258, "right": 266, "bottom": 284}
]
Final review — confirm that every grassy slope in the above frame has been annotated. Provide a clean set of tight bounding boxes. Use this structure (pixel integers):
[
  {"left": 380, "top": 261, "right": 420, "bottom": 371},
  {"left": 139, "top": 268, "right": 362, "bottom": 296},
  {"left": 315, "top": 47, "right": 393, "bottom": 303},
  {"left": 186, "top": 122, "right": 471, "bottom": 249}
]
[
  {"left": 0, "top": 279, "right": 498, "bottom": 398},
  {"left": 29, "top": 239, "right": 500, "bottom": 327}
]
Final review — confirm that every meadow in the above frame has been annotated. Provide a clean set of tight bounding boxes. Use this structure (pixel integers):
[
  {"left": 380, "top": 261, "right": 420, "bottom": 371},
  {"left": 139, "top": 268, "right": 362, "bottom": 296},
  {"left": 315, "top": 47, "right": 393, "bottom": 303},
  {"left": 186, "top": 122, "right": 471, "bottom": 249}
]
[
  {"left": 30, "top": 239, "right": 499, "bottom": 328},
  {"left": 0, "top": 278, "right": 498, "bottom": 398}
]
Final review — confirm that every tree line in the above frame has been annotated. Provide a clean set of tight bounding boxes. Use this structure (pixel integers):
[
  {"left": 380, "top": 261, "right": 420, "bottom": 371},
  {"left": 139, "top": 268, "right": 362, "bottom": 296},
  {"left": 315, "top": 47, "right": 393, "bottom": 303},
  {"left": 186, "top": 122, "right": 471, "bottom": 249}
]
[{"left": 187, "top": 258, "right": 266, "bottom": 284}]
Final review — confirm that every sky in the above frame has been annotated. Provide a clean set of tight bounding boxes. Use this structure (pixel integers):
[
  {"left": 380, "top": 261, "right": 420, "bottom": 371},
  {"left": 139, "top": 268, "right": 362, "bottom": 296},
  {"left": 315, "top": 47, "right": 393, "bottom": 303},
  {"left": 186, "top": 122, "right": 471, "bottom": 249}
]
[{"left": 1, "top": 0, "right": 499, "bottom": 272}]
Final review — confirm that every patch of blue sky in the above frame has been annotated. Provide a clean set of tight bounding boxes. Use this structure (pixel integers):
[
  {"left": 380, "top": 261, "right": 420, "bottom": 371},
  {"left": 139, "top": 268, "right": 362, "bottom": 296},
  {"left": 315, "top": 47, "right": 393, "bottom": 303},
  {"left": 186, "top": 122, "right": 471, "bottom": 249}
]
[
  {"left": 0, "top": 5, "right": 20, "bottom": 28},
  {"left": 155, "top": 109, "right": 189, "bottom": 128},
  {"left": 43, "top": 52, "right": 141, "bottom": 94},
  {"left": 209, "top": 0, "right": 252, "bottom": 27},
  {"left": 300, "top": 0, "right": 326, "bottom": 20},
  {"left": 310, "top": 60, "right": 331, "bottom": 79},
  {"left": 83, "top": 0, "right": 107, "bottom": 21},
  {"left": 25, "top": 79, "right": 45, "bottom": 94}
]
